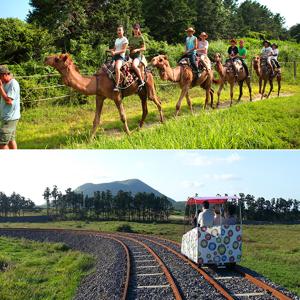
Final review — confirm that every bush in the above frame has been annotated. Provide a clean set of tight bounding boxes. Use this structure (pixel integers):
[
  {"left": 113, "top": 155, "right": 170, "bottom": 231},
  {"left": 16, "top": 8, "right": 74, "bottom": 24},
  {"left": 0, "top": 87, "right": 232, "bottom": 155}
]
[{"left": 116, "top": 224, "right": 135, "bottom": 233}]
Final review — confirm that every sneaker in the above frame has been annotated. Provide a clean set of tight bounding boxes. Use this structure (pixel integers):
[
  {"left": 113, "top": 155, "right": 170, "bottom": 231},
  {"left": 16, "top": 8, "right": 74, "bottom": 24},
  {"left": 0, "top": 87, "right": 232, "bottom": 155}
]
[
  {"left": 138, "top": 81, "right": 145, "bottom": 89},
  {"left": 113, "top": 86, "right": 120, "bottom": 92}
]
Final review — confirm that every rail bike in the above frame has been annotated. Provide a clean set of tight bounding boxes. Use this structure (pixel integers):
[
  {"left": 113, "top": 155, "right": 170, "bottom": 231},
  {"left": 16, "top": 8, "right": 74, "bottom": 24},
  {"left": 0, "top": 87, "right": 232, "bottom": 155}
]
[{"left": 181, "top": 196, "right": 242, "bottom": 266}]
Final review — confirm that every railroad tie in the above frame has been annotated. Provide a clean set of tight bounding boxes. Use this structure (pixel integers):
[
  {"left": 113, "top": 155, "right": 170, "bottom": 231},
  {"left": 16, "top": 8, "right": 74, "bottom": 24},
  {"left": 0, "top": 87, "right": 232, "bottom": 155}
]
[
  {"left": 136, "top": 273, "right": 164, "bottom": 277},
  {"left": 233, "top": 292, "right": 266, "bottom": 297},
  {"left": 136, "top": 265, "right": 160, "bottom": 269},
  {"left": 137, "top": 285, "right": 170, "bottom": 289}
]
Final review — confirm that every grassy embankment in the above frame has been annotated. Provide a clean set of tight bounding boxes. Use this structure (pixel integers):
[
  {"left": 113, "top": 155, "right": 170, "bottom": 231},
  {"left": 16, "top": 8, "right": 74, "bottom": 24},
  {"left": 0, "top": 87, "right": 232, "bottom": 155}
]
[
  {"left": 18, "top": 83, "right": 300, "bottom": 149},
  {"left": 0, "top": 236, "right": 94, "bottom": 300},
  {"left": 13, "top": 37, "right": 300, "bottom": 149},
  {"left": 0, "top": 221, "right": 299, "bottom": 296}
]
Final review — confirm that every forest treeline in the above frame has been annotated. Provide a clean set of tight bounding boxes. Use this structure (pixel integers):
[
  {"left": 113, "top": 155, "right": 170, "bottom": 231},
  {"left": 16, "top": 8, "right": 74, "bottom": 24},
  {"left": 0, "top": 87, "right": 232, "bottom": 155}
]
[
  {"left": 0, "top": 192, "right": 35, "bottom": 217},
  {"left": 42, "top": 186, "right": 173, "bottom": 222},
  {"left": 0, "top": 188, "right": 299, "bottom": 222},
  {"left": 1, "top": 0, "right": 300, "bottom": 66}
]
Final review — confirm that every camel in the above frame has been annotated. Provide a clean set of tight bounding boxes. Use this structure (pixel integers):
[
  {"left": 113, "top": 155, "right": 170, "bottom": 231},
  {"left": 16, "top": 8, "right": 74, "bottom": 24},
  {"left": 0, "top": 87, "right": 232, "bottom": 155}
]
[
  {"left": 253, "top": 56, "right": 281, "bottom": 99},
  {"left": 151, "top": 55, "right": 214, "bottom": 116},
  {"left": 214, "top": 53, "right": 252, "bottom": 107},
  {"left": 44, "top": 54, "right": 164, "bottom": 136}
]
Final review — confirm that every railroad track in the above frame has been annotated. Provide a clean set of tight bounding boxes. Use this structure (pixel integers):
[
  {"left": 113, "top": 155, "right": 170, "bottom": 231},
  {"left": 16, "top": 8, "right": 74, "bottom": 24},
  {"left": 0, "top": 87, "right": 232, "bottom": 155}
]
[
  {"left": 119, "top": 233, "right": 294, "bottom": 300},
  {"left": 0, "top": 228, "right": 296, "bottom": 300}
]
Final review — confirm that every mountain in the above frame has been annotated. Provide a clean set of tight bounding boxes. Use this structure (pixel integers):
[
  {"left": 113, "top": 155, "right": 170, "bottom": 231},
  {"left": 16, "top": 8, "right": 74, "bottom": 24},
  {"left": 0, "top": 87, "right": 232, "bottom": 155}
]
[{"left": 75, "top": 179, "right": 178, "bottom": 204}]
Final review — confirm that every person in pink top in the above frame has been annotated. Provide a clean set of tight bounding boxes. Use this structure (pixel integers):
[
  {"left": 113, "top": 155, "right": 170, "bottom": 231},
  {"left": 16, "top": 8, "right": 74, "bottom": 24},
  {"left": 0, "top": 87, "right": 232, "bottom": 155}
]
[{"left": 197, "top": 32, "right": 210, "bottom": 70}]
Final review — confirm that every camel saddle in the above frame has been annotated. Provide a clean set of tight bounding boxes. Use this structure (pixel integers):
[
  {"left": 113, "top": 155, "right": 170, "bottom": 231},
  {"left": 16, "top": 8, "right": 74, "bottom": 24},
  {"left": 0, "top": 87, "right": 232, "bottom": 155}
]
[
  {"left": 100, "top": 61, "right": 140, "bottom": 89},
  {"left": 178, "top": 56, "right": 211, "bottom": 72},
  {"left": 225, "top": 59, "right": 243, "bottom": 74},
  {"left": 260, "top": 56, "right": 279, "bottom": 75}
]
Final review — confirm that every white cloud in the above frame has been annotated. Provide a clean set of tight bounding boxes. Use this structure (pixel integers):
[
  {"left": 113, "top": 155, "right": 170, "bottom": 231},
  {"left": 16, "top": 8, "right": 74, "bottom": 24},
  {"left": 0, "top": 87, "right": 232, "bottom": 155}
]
[
  {"left": 180, "top": 180, "right": 205, "bottom": 189},
  {"left": 178, "top": 152, "right": 242, "bottom": 167},
  {"left": 204, "top": 173, "right": 242, "bottom": 181}
]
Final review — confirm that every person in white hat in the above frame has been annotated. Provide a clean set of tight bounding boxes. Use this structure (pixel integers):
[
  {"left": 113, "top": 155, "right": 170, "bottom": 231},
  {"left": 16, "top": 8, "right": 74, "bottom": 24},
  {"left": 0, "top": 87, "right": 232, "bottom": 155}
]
[
  {"left": 178, "top": 27, "right": 199, "bottom": 78},
  {"left": 197, "top": 32, "right": 210, "bottom": 70}
]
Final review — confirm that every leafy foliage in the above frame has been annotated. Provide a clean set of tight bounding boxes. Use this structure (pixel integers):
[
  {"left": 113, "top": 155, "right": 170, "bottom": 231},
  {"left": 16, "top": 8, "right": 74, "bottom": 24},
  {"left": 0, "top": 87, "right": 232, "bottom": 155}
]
[{"left": 0, "top": 18, "right": 54, "bottom": 64}]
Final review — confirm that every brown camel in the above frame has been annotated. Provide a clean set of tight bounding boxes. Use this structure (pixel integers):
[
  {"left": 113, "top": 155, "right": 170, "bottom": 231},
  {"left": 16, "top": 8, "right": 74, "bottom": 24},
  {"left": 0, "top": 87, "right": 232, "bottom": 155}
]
[
  {"left": 253, "top": 56, "right": 281, "bottom": 99},
  {"left": 44, "top": 54, "right": 164, "bottom": 136},
  {"left": 214, "top": 53, "right": 252, "bottom": 107},
  {"left": 151, "top": 55, "right": 214, "bottom": 116}
]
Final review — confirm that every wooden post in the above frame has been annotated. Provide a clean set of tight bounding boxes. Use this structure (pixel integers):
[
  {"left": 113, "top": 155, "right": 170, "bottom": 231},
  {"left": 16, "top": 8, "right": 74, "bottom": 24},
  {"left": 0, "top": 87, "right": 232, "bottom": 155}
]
[{"left": 294, "top": 61, "right": 297, "bottom": 79}]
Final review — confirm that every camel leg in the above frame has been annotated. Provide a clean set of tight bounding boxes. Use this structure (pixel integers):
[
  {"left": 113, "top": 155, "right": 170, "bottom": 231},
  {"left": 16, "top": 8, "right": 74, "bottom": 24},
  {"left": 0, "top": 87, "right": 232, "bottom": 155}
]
[
  {"left": 267, "top": 79, "right": 273, "bottom": 99},
  {"left": 204, "top": 88, "right": 210, "bottom": 110},
  {"left": 139, "top": 95, "right": 148, "bottom": 128},
  {"left": 246, "top": 77, "right": 252, "bottom": 102},
  {"left": 217, "top": 83, "right": 224, "bottom": 108},
  {"left": 185, "top": 92, "right": 194, "bottom": 114},
  {"left": 210, "top": 89, "right": 214, "bottom": 108},
  {"left": 238, "top": 81, "right": 244, "bottom": 102},
  {"left": 176, "top": 86, "right": 189, "bottom": 116},
  {"left": 261, "top": 80, "right": 267, "bottom": 100},
  {"left": 277, "top": 75, "right": 281, "bottom": 97},
  {"left": 259, "top": 78, "right": 262, "bottom": 95},
  {"left": 114, "top": 98, "right": 130, "bottom": 134},
  {"left": 91, "top": 95, "right": 105, "bottom": 139},
  {"left": 146, "top": 78, "right": 164, "bottom": 123},
  {"left": 230, "top": 83, "right": 234, "bottom": 106}
]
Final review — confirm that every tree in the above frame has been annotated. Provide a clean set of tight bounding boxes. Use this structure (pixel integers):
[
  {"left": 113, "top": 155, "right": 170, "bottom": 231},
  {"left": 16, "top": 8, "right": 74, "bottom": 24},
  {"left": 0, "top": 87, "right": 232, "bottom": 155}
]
[
  {"left": 51, "top": 185, "right": 59, "bottom": 216},
  {"left": 43, "top": 187, "right": 51, "bottom": 216},
  {"left": 0, "top": 18, "right": 54, "bottom": 64},
  {"left": 237, "top": 0, "right": 285, "bottom": 39},
  {"left": 289, "top": 24, "right": 300, "bottom": 43},
  {"left": 143, "top": 0, "right": 196, "bottom": 43}
]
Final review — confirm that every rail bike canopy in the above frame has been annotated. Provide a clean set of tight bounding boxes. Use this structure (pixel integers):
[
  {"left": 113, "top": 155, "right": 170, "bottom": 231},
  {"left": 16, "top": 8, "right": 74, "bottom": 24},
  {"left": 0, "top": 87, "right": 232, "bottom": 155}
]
[{"left": 186, "top": 196, "right": 239, "bottom": 206}]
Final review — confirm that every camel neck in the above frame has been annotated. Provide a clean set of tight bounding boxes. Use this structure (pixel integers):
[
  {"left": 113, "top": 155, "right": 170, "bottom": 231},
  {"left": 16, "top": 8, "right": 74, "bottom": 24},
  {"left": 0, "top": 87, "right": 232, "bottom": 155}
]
[
  {"left": 216, "top": 61, "right": 226, "bottom": 79},
  {"left": 60, "top": 65, "right": 92, "bottom": 94},
  {"left": 161, "top": 64, "right": 180, "bottom": 82}
]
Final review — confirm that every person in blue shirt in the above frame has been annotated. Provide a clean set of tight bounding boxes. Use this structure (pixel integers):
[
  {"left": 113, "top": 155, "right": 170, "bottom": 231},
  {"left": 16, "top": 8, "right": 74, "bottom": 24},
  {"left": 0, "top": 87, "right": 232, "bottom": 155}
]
[
  {"left": 178, "top": 27, "right": 199, "bottom": 78},
  {"left": 0, "top": 65, "right": 21, "bottom": 150}
]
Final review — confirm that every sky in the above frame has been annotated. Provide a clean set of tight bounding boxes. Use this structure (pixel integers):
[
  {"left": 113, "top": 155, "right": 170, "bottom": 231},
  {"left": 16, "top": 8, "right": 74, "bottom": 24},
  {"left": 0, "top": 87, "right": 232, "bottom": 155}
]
[
  {"left": 0, "top": 0, "right": 298, "bottom": 28},
  {"left": 0, "top": 150, "right": 299, "bottom": 205}
]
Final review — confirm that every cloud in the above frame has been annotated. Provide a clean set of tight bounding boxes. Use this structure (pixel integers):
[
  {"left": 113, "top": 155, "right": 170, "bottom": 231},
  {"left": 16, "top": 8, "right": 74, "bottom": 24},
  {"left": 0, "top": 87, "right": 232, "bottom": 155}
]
[
  {"left": 178, "top": 152, "right": 242, "bottom": 167},
  {"left": 204, "top": 174, "right": 242, "bottom": 181},
  {"left": 180, "top": 180, "right": 205, "bottom": 189}
]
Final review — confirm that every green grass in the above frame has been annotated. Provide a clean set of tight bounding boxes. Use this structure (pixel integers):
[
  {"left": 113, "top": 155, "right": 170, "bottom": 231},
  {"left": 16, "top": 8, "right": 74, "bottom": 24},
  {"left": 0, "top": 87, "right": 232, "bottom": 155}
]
[
  {"left": 17, "top": 83, "right": 300, "bottom": 149},
  {"left": 0, "top": 221, "right": 299, "bottom": 295},
  {"left": 0, "top": 236, "right": 94, "bottom": 300}
]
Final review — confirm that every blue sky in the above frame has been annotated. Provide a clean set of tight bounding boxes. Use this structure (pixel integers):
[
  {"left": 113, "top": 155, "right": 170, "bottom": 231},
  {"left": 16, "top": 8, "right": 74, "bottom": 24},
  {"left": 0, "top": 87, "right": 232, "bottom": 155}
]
[
  {"left": 0, "top": 0, "right": 298, "bottom": 28},
  {"left": 0, "top": 150, "right": 299, "bottom": 205}
]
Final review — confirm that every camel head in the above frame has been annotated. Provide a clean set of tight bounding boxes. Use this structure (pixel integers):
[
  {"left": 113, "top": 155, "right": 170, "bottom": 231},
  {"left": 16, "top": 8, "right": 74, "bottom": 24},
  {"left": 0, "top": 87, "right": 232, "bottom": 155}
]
[
  {"left": 214, "top": 53, "right": 222, "bottom": 63},
  {"left": 151, "top": 55, "right": 169, "bottom": 69},
  {"left": 253, "top": 56, "right": 260, "bottom": 69},
  {"left": 44, "top": 54, "right": 74, "bottom": 73}
]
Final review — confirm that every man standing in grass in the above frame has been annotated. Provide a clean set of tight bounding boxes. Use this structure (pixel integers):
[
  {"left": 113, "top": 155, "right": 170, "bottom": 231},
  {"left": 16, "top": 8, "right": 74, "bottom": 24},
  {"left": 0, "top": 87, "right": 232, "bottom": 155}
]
[{"left": 0, "top": 65, "right": 20, "bottom": 150}]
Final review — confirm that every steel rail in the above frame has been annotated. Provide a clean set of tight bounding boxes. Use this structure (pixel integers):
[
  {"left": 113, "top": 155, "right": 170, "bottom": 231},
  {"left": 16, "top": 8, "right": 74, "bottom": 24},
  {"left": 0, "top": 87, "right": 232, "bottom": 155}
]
[{"left": 111, "top": 234, "right": 183, "bottom": 300}]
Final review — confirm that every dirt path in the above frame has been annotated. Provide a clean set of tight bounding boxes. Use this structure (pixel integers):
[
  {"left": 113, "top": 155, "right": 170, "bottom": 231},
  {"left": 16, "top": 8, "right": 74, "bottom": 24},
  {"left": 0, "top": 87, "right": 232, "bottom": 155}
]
[{"left": 102, "top": 91, "right": 294, "bottom": 138}]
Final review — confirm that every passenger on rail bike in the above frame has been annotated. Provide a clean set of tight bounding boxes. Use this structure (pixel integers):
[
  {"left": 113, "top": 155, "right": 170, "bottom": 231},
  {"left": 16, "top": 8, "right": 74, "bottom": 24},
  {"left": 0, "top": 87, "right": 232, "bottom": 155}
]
[{"left": 197, "top": 201, "right": 214, "bottom": 227}]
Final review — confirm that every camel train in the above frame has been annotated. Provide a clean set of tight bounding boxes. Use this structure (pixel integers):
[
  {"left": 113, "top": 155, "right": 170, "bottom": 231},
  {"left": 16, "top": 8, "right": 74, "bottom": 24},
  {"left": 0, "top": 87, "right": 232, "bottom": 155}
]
[{"left": 44, "top": 30, "right": 282, "bottom": 136}]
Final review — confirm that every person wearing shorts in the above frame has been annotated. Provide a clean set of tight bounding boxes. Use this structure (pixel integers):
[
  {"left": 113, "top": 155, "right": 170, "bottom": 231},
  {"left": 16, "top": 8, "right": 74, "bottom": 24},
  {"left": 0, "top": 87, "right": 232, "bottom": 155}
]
[
  {"left": 0, "top": 65, "right": 20, "bottom": 150},
  {"left": 109, "top": 25, "right": 129, "bottom": 92}
]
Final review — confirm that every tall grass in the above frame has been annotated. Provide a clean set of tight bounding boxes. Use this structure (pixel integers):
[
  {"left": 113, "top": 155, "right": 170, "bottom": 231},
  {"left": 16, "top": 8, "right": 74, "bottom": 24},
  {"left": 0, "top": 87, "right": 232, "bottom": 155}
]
[
  {"left": 17, "top": 83, "right": 300, "bottom": 149},
  {"left": 0, "top": 236, "right": 94, "bottom": 300}
]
